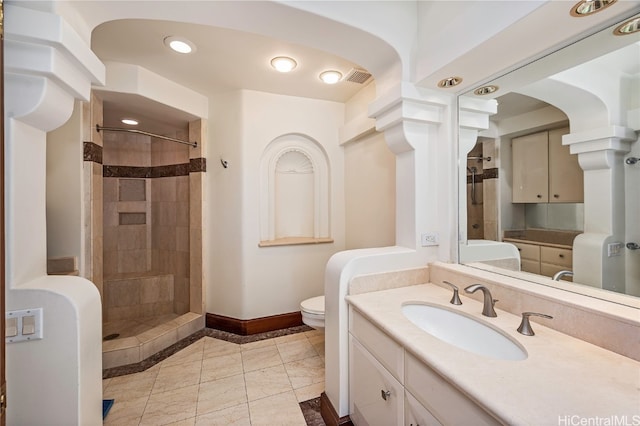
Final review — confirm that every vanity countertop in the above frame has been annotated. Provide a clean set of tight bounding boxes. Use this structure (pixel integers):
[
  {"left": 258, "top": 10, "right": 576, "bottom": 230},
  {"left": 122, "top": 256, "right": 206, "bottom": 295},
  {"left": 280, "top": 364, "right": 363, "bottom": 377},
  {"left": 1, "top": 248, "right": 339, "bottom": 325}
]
[
  {"left": 503, "top": 228, "right": 580, "bottom": 249},
  {"left": 346, "top": 283, "right": 640, "bottom": 425},
  {"left": 503, "top": 237, "right": 572, "bottom": 250}
]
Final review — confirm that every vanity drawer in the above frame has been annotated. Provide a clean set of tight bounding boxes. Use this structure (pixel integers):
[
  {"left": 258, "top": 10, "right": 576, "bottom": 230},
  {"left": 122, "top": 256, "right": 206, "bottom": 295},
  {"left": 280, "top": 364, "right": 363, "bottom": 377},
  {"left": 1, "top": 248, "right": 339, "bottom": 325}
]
[
  {"left": 521, "top": 259, "right": 541, "bottom": 274},
  {"left": 541, "top": 263, "right": 573, "bottom": 281},
  {"left": 350, "top": 336, "right": 404, "bottom": 426},
  {"left": 405, "top": 353, "right": 500, "bottom": 426},
  {"left": 350, "top": 308, "right": 404, "bottom": 382},
  {"left": 511, "top": 241, "right": 540, "bottom": 261},
  {"left": 540, "top": 246, "right": 572, "bottom": 267}
]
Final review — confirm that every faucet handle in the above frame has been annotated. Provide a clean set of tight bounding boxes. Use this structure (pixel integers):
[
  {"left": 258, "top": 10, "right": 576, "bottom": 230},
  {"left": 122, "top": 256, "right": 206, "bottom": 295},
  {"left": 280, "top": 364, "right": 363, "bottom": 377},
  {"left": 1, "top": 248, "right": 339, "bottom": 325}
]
[
  {"left": 442, "top": 281, "right": 462, "bottom": 305},
  {"left": 517, "top": 312, "right": 553, "bottom": 336}
]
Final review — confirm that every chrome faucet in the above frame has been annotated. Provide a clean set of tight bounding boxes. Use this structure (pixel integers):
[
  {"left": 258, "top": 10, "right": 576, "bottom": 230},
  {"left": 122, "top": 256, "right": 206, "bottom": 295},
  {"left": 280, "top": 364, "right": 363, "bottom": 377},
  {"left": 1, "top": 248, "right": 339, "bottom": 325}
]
[
  {"left": 552, "top": 270, "right": 573, "bottom": 281},
  {"left": 464, "top": 284, "right": 497, "bottom": 317}
]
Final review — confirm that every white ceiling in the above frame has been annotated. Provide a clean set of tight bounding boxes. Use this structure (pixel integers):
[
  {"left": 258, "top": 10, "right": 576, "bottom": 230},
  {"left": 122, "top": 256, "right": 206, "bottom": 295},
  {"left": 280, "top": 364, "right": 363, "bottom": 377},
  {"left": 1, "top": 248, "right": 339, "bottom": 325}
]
[{"left": 92, "top": 18, "right": 371, "bottom": 134}]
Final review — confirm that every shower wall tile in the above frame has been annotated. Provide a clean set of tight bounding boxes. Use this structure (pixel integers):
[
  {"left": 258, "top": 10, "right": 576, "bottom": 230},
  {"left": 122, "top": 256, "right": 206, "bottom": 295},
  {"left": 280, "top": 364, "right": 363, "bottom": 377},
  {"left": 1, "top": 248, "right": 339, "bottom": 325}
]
[
  {"left": 140, "top": 275, "right": 174, "bottom": 304},
  {"left": 176, "top": 203, "right": 189, "bottom": 227},
  {"left": 118, "top": 225, "right": 147, "bottom": 250},
  {"left": 103, "top": 250, "right": 118, "bottom": 277},
  {"left": 118, "top": 249, "right": 148, "bottom": 274},
  {"left": 189, "top": 179, "right": 202, "bottom": 227},
  {"left": 176, "top": 227, "right": 189, "bottom": 253},
  {"left": 103, "top": 133, "right": 151, "bottom": 167},
  {"left": 482, "top": 139, "right": 497, "bottom": 169},
  {"left": 106, "top": 280, "right": 141, "bottom": 308},
  {"left": 154, "top": 226, "right": 176, "bottom": 251},
  {"left": 140, "top": 302, "right": 174, "bottom": 319},
  {"left": 152, "top": 178, "right": 177, "bottom": 202},
  {"left": 188, "top": 119, "right": 205, "bottom": 160},
  {"left": 152, "top": 202, "right": 177, "bottom": 226},
  {"left": 484, "top": 220, "right": 498, "bottom": 241},
  {"left": 151, "top": 137, "right": 189, "bottom": 167},
  {"left": 91, "top": 92, "right": 104, "bottom": 146},
  {"left": 176, "top": 176, "right": 190, "bottom": 202},
  {"left": 176, "top": 252, "right": 190, "bottom": 279},
  {"left": 174, "top": 277, "right": 189, "bottom": 314},
  {"left": 104, "top": 178, "right": 117, "bottom": 202},
  {"left": 152, "top": 250, "right": 176, "bottom": 274},
  {"left": 82, "top": 99, "right": 92, "bottom": 143}
]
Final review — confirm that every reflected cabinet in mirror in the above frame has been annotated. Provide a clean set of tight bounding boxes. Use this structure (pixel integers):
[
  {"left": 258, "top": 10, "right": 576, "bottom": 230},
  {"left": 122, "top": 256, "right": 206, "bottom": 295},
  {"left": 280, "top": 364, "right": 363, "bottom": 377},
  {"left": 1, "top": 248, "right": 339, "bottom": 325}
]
[{"left": 458, "top": 13, "right": 640, "bottom": 306}]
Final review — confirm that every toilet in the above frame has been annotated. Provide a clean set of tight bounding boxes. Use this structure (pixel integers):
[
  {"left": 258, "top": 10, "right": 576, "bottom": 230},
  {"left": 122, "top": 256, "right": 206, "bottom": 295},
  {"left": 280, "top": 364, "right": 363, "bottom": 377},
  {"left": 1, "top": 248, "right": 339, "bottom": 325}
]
[{"left": 300, "top": 295, "right": 325, "bottom": 330}]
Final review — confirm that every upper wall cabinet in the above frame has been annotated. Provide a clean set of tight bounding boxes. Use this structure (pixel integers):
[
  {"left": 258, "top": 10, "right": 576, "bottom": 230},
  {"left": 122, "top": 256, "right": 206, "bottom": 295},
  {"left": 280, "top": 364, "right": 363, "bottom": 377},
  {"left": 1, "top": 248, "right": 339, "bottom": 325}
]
[{"left": 512, "top": 127, "right": 583, "bottom": 203}]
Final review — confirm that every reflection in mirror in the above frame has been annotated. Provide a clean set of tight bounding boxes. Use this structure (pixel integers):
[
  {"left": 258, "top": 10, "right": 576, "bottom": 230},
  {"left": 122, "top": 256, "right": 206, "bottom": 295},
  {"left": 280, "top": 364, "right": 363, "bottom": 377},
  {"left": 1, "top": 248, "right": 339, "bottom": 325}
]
[{"left": 458, "top": 14, "right": 640, "bottom": 306}]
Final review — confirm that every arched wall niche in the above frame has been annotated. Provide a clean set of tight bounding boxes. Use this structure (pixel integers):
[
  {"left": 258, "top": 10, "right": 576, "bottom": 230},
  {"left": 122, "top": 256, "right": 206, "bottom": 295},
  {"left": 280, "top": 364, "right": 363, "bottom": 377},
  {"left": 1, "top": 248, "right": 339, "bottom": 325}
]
[{"left": 259, "top": 133, "right": 332, "bottom": 246}]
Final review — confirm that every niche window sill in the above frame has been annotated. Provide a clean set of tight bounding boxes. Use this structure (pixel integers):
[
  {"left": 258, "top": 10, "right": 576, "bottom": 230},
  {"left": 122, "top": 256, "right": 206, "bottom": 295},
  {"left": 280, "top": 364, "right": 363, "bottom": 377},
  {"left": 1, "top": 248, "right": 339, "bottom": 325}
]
[{"left": 259, "top": 237, "right": 334, "bottom": 247}]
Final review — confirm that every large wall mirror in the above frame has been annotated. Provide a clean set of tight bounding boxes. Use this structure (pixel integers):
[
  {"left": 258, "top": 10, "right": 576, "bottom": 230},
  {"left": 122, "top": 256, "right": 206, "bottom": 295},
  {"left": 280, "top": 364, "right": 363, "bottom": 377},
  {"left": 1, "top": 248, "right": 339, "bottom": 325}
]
[{"left": 458, "top": 12, "right": 640, "bottom": 308}]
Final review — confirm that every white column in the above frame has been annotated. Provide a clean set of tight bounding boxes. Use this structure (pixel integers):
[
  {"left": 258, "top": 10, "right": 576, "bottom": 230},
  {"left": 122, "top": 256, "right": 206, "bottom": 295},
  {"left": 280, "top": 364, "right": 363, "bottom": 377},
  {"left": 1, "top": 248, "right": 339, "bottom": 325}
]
[
  {"left": 5, "top": 4, "right": 105, "bottom": 425},
  {"left": 564, "top": 126, "right": 635, "bottom": 292},
  {"left": 457, "top": 96, "right": 498, "bottom": 245},
  {"left": 325, "top": 83, "right": 455, "bottom": 418}
]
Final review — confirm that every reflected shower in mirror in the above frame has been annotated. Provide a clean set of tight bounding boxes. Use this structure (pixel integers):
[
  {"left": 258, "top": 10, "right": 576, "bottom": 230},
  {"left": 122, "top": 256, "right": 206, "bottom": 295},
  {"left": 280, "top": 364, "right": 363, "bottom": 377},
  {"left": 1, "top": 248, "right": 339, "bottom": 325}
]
[{"left": 458, "top": 14, "right": 640, "bottom": 305}]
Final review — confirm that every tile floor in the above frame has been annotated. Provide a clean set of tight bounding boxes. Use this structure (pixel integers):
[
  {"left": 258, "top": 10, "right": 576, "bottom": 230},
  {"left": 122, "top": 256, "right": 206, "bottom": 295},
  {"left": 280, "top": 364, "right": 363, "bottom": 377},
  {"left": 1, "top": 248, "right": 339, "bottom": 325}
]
[{"left": 102, "top": 329, "right": 325, "bottom": 425}]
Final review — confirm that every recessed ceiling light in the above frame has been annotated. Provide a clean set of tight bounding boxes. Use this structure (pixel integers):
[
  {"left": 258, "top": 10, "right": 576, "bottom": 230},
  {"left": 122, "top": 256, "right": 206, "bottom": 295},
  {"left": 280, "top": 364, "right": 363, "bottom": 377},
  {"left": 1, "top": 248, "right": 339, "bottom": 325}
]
[
  {"left": 474, "top": 85, "right": 499, "bottom": 96},
  {"left": 570, "top": 0, "right": 617, "bottom": 17},
  {"left": 437, "top": 76, "right": 463, "bottom": 88},
  {"left": 319, "top": 70, "right": 342, "bottom": 84},
  {"left": 271, "top": 56, "right": 297, "bottom": 73},
  {"left": 164, "top": 36, "right": 196, "bottom": 54},
  {"left": 614, "top": 17, "right": 640, "bottom": 35},
  {"left": 121, "top": 118, "right": 139, "bottom": 126}
]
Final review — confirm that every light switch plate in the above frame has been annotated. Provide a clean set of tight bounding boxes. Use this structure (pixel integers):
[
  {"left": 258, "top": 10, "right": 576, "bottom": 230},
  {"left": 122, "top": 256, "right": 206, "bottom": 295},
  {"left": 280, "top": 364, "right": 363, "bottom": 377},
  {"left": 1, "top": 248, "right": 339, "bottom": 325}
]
[{"left": 6, "top": 308, "right": 43, "bottom": 343}]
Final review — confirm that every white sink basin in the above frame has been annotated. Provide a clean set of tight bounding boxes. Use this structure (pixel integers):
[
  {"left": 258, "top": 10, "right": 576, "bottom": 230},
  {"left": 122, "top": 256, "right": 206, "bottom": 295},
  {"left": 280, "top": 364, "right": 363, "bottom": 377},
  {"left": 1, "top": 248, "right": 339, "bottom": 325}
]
[{"left": 402, "top": 303, "right": 527, "bottom": 361}]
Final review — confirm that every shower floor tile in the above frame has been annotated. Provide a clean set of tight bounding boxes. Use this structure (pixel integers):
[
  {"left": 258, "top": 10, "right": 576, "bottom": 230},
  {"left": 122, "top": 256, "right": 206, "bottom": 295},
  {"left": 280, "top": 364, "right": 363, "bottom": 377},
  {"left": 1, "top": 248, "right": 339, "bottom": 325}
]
[
  {"left": 103, "top": 313, "right": 181, "bottom": 340},
  {"left": 103, "top": 330, "right": 326, "bottom": 426}
]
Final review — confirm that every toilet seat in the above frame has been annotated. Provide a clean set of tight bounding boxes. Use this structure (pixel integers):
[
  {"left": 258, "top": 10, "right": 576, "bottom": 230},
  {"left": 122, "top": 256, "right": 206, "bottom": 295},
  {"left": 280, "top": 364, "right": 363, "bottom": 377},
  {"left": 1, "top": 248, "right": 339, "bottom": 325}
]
[
  {"left": 300, "top": 295, "right": 325, "bottom": 329},
  {"left": 301, "top": 296, "right": 324, "bottom": 315}
]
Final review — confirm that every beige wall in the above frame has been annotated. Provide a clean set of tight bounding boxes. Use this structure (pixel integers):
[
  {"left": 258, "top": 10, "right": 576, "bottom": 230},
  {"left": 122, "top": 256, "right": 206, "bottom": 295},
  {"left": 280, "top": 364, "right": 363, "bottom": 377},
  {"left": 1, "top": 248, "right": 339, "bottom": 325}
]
[
  {"left": 46, "top": 101, "right": 84, "bottom": 263},
  {"left": 343, "top": 82, "right": 396, "bottom": 249},
  {"left": 344, "top": 132, "right": 396, "bottom": 249}
]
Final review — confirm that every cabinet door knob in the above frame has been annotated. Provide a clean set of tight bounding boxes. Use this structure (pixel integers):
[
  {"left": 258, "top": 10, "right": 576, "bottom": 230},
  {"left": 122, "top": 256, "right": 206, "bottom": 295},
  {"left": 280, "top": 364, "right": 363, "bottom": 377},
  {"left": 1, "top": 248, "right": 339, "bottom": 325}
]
[
  {"left": 558, "top": 254, "right": 564, "bottom": 258},
  {"left": 537, "top": 194, "right": 542, "bottom": 198},
  {"left": 553, "top": 194, "right": 559, "bottom": 198},
  {"left": 381, "top": 390, "right": 391, "bottom": 401}
]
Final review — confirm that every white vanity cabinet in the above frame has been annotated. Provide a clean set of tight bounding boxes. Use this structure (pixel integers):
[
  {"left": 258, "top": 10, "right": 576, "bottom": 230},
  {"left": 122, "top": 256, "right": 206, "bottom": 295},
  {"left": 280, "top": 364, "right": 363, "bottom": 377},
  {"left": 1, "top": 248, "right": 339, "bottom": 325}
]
[
  {"left": 405, "top": 392, "right": 442, "bottom": 426},
  {"left": 350, "top": 336, "right": 404, "bottom": 425},
  {"left": 349, "top": 309, "right": 500, "bottom": 426},
  {"left": 404, "top": 353, "right": 500, "bottom": 426}
]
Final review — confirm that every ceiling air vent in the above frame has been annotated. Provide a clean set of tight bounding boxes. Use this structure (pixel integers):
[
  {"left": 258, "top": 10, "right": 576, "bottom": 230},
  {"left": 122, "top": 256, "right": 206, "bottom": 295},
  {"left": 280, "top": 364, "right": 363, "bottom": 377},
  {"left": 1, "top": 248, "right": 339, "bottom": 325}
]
[{"left": 344, "top": 68, "right": 372, "bottom": 84}]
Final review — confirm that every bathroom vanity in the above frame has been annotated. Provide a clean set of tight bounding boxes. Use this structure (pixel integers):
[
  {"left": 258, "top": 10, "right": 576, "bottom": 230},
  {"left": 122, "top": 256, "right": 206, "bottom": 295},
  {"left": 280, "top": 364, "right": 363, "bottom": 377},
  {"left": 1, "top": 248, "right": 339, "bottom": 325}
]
[{"left": 346, "top": 281, "right": 640, "bottom": 425}]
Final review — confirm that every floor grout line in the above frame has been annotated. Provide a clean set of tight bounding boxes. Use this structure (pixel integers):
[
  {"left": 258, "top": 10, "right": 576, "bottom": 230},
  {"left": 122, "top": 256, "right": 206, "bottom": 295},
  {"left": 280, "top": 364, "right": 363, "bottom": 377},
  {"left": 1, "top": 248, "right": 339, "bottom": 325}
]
[{"left": 105, "top": 331, "right": 324, "bottom": 426}]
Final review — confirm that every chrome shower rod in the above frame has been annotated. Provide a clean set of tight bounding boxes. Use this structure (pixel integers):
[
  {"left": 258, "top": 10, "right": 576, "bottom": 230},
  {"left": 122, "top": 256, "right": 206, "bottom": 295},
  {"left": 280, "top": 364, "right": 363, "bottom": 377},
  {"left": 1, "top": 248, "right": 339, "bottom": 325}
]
[{"left": 96, "top": 125, "right": 198, "bottom": 148}]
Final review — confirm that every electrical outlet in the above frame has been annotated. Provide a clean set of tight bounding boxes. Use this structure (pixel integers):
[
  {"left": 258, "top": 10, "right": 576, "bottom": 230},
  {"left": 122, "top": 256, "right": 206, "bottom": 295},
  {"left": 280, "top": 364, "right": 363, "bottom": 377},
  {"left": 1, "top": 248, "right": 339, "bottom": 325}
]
[
  {"left": 421, "top": 232, "right": 439, "bottom": 247},
  {"left": 607, "top": 242, "right": 623, "bottom": 257}
]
